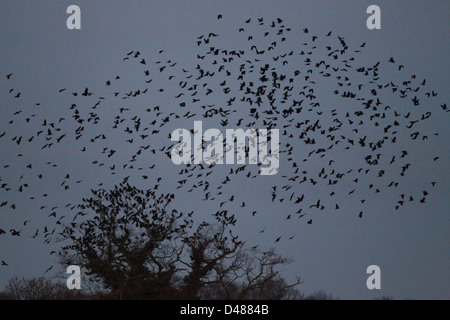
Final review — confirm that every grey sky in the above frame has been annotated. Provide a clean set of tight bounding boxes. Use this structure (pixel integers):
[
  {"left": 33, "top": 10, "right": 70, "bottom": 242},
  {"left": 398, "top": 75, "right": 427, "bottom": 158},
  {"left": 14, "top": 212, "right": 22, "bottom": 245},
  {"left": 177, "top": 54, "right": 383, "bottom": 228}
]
[{"left": 0, "top": 1, "right": 449, "bottom": 299}]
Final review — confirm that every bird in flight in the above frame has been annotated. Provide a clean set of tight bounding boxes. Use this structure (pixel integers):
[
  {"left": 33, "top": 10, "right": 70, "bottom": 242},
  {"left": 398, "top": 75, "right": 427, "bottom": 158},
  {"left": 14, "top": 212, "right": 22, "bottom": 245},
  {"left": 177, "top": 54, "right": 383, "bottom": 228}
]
[{"left": 44, "top": 265, "right": 54, "bottom": 274}]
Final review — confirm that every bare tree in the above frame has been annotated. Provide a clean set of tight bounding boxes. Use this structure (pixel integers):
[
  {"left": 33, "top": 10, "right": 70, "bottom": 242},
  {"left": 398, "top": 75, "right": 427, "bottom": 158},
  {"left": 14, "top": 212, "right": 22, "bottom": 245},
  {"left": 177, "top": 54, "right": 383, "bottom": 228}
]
[
  {"left": 4, "top": 276, "right": 85, "bottom": 300},
  {"left": 58, "top": 181, "right": 301, "bottom": 299},
  {"left": 299, "top": 290, "right": 335, "bottom": 300}
]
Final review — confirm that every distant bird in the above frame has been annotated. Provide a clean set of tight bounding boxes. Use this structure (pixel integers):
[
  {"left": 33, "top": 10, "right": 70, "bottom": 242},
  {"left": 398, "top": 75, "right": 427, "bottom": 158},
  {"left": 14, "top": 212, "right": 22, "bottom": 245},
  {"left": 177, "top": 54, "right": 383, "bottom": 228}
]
[
  {"left": 44, "top": 265, "right": 54, "bottom": 274},
  {"left": 10, "top": 229, "right": 21, "bottom": 236}
]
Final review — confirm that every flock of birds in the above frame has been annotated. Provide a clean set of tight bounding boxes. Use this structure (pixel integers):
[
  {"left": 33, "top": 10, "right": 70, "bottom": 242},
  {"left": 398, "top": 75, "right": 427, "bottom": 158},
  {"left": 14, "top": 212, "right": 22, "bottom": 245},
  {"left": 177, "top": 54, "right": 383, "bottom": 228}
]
[{"left": 0, "top": 15, "right": 448, "bottom": 272}]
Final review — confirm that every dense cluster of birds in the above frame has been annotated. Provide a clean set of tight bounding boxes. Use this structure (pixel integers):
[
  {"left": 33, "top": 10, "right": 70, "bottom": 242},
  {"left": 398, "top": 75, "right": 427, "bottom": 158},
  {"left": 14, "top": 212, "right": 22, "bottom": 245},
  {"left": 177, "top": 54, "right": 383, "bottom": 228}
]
[{"left": 0, "top": 15, "right": 447, "bottom": 272}]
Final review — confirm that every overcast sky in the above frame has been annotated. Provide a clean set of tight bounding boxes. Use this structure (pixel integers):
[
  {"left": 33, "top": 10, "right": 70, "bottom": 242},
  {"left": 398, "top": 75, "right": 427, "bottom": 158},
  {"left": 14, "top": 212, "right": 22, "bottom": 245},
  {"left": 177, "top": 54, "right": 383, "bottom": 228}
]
[{"left": 0, "top": 1, "right": 449, "bottom": 299}]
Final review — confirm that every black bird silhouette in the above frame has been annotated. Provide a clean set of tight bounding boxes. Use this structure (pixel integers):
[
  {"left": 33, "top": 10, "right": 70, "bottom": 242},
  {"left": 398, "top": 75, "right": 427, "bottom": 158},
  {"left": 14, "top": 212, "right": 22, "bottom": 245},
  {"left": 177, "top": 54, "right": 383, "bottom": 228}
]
[
  {"left": 44, "top": 265, "right": 54, "bottom": 274},
  {"left": 10, "top": 229, "right": 21, "bottom": 236}
]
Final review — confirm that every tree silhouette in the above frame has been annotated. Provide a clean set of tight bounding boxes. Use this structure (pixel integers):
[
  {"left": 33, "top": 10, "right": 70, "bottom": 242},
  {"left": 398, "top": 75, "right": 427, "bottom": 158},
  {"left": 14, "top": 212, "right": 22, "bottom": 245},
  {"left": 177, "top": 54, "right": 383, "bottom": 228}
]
[
  {"left": 3, "top": 277, "right": 85, "bottom": 300},
  {"left": 58, "top": 181, "right": 301, "bottom": 299}
]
